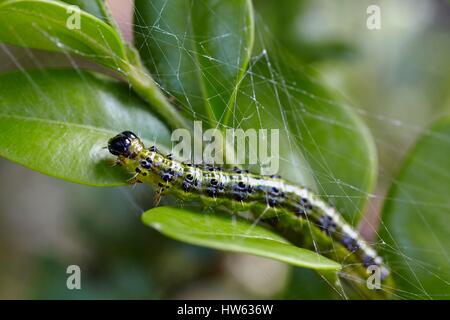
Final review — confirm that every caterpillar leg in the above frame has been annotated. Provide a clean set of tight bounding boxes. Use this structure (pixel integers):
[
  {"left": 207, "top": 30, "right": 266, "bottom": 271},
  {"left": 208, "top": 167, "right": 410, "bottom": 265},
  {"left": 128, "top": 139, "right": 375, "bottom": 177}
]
[
  {"left": 127, "top": 173, "right": 141, "bottom": 185},
  {"left": 153, "top": 183, "right": 166, "bottom": 207},
  {"left": 108, "top": 159, "right": 122, "bottom": 167}
]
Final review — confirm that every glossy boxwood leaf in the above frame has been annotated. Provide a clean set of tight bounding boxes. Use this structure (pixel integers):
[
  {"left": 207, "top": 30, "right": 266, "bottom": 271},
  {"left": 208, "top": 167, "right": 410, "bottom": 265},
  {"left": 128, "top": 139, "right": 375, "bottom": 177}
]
[
  {"left": 142, "top": 206, "right": 341, "bottom": 271},
  {"left": 0, "top": 0, "right": 127, "bottom": 71},
  {"left": 134, "top": 0, "right": 254, "bottom": 125},
  {"left": 236, "top": 52, "right": 377, "bottom": 223},
  {"left": 380, "top": 118, "right": 450, "bottom": 299},
  {"left": 282, "top": 268, "right": 342, "bottom": 299},
  {"left": 254, "top": 0, "right": 356, "bottom": 63},
  {"left": 0, "top": 69, "right": 171, "bottom": 186}
]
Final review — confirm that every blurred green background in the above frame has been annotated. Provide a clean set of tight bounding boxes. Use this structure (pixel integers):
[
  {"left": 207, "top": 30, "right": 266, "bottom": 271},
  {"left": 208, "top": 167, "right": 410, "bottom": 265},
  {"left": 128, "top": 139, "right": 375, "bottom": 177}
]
[{"left": 0, "top": 0, "right": 449, "bottom": 299}]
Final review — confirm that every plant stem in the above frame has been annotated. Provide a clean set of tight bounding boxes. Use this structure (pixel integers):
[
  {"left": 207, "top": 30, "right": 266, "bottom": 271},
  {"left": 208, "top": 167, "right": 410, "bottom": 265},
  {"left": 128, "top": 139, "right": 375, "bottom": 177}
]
[{"left": 126, "top": 64, "right": 190, "bottom": 131}]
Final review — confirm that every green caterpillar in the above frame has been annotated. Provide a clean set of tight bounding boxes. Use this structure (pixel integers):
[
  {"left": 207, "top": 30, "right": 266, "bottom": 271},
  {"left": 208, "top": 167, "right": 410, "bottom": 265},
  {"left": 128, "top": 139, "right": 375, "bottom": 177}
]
[{"left": 108, "top": 131, "right": 392, "bottom": 294}]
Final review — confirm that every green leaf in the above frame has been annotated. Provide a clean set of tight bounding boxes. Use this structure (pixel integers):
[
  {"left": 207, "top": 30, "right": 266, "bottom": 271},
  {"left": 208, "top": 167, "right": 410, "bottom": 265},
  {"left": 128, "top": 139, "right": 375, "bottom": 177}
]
[
  {"left": 134, "top": 0, "right": 254, "bottom": 125},
  {"left": 282, "top": 269, "right": 341, "bottom": 299},
  {"left": 0, "top": 69, "right": 171, "bottom": 186},
  {"left": 380, "top": 118, "right": 450, "bottom": 299},
  {"left": 142, "top": 207, "right": 341, "bottom": 271},
  {"left": 0, "top": 0, "right": 191, "bottom": 131},
  {"left": 253, "top": 0, "right": 357, "bottom": 63},
  {"left": 0, "top": 0, "right": 127, "bottom": 71},
  {"left": 236, "top": 52, "right": 377, "bottom": 222}
]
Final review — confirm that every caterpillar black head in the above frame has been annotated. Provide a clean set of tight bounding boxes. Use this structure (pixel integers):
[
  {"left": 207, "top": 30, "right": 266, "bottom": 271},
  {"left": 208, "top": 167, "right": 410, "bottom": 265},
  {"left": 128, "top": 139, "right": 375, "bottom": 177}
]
[{"left": 108, "top": 131, "right": 143, "bottom": 158}]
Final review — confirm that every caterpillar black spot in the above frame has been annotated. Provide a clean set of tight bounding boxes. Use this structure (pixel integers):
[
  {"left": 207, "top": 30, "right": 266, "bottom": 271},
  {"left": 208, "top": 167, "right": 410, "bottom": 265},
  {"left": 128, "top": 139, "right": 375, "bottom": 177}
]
[{"left": 108, "top": 131, "right": 391, "bottom": 283}]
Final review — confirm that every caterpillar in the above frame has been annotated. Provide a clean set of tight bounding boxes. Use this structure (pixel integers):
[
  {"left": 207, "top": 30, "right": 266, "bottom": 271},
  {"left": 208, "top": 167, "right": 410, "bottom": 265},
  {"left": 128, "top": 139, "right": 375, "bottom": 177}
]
[{"left": 108, "top": 131, "right": 391, "bottom": 290}]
